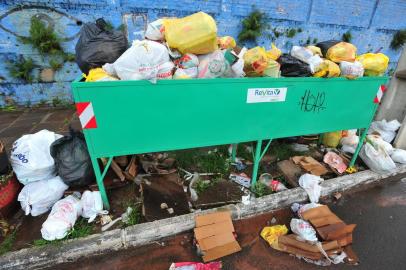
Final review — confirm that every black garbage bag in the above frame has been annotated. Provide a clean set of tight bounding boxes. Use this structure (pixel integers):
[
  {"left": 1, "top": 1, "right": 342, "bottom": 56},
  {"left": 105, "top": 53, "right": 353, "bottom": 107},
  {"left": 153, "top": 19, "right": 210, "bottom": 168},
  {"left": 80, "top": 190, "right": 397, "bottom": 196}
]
[
  {"left": 75, "top": 18, "right": 128, "bottom": 74},
  {"left": 278, "top": 54, "right": 312, "bottom": 77},
  {"left": 50, "top": 129, "right": 94, "bottom": 187},
  {"left": 316, "top": 40, "right": 340, "bottom": 57}
]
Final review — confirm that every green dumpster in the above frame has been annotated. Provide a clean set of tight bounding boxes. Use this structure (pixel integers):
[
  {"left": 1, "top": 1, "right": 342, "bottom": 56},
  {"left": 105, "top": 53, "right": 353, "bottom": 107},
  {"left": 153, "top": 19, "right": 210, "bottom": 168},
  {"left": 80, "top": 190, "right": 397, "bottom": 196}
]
[{"left": 72, "top": 76, "right": 388, "bottom": 209}]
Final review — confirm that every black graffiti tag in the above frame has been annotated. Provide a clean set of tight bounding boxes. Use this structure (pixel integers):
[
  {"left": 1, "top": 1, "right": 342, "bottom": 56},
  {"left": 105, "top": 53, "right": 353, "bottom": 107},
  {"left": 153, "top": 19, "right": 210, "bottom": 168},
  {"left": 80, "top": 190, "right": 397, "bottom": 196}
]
[{"left": 299, "top": 90, "right": 326, "bottom": 113}]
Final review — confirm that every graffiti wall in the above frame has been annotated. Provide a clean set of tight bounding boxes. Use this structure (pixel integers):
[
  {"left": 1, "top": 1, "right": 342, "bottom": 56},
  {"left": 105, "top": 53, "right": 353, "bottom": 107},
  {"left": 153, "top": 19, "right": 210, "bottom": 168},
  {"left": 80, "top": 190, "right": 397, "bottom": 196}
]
[{"left": 0, "top": 0, "right": 405, "bottom": 106}]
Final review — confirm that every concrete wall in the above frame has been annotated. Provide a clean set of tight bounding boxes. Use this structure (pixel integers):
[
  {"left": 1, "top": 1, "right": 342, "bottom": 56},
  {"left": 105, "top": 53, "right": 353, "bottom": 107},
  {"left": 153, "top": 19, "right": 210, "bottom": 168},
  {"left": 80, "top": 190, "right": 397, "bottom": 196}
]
[{"left": 0, "top": 0, "right": 405, "bottom": 106}]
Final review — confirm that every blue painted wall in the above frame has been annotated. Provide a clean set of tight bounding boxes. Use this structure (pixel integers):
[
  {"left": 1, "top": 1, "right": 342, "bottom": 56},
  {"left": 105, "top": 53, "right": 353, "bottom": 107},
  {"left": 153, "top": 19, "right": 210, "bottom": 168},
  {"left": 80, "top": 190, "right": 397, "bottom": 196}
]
[{"left": 0, "top": 0, "right": 405, "bottom": 106}]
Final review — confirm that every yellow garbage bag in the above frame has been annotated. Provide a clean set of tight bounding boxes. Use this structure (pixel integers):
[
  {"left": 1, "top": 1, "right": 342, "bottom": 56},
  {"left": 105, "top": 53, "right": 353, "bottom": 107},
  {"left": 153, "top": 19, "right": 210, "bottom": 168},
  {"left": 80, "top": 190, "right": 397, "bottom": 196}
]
[
  {"left": 164, "top": 12, "right": 218, "bottom": 55},
  {"left": 313, "top": 60, "right": 340, "bottom": 78},
  {"left": 322, "top": 131, "right": 342, "bottom": 148},
  {"left": 266, "top": 43, "right": 282, "bottom": 61},
  {"left": 218, "top": 36, "right": 236, "bottom": 49},
  {"left": 84, "top": 68, "right": 118, "bottom": 82},
  {"left": 326, "top": 42, "right": 357, "bottom": 63},
  {"left": 306, "top": 45, "right": 322, "bottom": 56},
  {"left": 263, "top": 60, "right": 280, "bottom": 77},
  {"left": 260, "top": 225, "right": 288, "bottom": 250},
  {"left": 356, "top": 53, "right": 389, "bottom": 76}
]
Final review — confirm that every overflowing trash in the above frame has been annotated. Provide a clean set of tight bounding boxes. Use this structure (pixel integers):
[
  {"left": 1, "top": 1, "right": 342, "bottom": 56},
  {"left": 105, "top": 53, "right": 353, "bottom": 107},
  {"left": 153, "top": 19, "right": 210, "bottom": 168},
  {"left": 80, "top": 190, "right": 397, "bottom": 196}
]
[
  {"left": 368, "top": 119, "right": 401, "bottom": 143},
  {"left": 298, "top": 174, "right": 324, "bottom": 203}
]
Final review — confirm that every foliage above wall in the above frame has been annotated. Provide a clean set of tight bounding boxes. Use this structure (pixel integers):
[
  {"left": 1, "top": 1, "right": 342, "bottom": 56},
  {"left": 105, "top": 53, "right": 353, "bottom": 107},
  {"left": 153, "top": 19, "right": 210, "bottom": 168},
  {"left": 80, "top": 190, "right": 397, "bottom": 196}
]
[
  {"left": 391, "top": 29, "right": 406, "bottom": 50},
  {"left": 238, "top": 10, "right": 268, "bottom": 44}
]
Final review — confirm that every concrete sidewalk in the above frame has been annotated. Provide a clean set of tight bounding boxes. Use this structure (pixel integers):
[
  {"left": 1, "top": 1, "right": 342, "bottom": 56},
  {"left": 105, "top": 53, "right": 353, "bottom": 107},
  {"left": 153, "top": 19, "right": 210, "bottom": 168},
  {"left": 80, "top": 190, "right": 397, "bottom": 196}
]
[{"left": 0, "top": 108, "right": 80, "bottom": 151}]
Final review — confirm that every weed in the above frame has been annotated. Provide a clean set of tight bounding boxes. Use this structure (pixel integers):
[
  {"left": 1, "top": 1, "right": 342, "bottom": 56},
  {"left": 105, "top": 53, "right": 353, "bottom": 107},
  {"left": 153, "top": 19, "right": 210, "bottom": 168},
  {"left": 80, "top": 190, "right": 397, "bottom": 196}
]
[
  {"left": 117, "top": 24, "right": 126, "bottom": 32},
  {"left": 286, "top": 28, "right": 297, "bottom": 38},
  {"left": 238, "top": 10, "right": 268, "bottom": 44},
  {"left": 0, "top": 104, "right": 17, "bottom": 112},
  {"left": 49, "top": 58, "right": 63, "bottom": 71},
  {"left": 120, "top": 199, "right": 141, "bottom": 227},
  {"left": 313, "top": 38, "right": 318, "bottom": 44},
  {"left": 390, "top": 29, "right": 406, "bottom": 50},
  {"left": 305, "top": 37, "right": 311, "bottom": 45},
  {"left": 7, "top": 56, "right": 34, "bottom": 82},
  {"left": 297, "top": 28, "right": 303, "bottom": 33},
  {"left": 273, "top": 28, "right": 282, "bottom": 38},
  {"left": 63, "top": 53, "right": 76, "bottom": 62},
  {"left": 0, "top": 230, "right": 16, "bottom": 255},
  {"left": 194, "top": 178, "right": 220, "bottom": 195},
  {"left": 342, "top": 31, "right": 352, "bottom": 42},
  {"left": 251, "top": 182, "right": 272, "bottom": 197}
]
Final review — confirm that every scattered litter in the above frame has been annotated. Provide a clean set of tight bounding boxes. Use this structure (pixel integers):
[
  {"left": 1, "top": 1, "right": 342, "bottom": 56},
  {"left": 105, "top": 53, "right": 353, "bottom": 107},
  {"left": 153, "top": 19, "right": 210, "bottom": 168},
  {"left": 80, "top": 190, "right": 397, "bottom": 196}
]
[
  {"left": 391, "top": 148, "right": 406, "bottom": 164},
  {"left": 291, "top": 143, "right": 309, "bottom": 152},
  {"left": 260, "top": 224, "right": 288, "bottom": 249},
  {"left": 229, "top": 173, "right": 251, "bottom": 188},
  {"left": 169, "top": 261, "right": 222, "bottom": 270},
  {"left": 360, "top": 141, "right": 396, "bottom": 173},
  {"left": 322, "top": 131, "right": 342, "bottom": 148},
  {"left": 100, "top": 214, "right": 113, "bottom": 225},
  {"left": 41, "top": 192, "right": 82, "bottom": 240},
  {"left": 231, "top": 159, "right": 247, "bottom": 171},
  {"left": 368, "top": 119, "right": 401, "bottom": 143},
  {"left": 167, "top": 208, "right": 174, "bottom": 214},
  {"left": 81, "top": 190, "right": 108, "bottom": 223},
  {"left": 194, "top": 211, "right": 241, "bottom": 262},
  {"left": 101, "top": 207, "right": 134, "bottom": 231},
  {"left": 161, "top": 203, "right": 168, "bottom": 209},
  {"left": 333, "top": 192, "right": 342, "bottom": 201},
  {"left": 298, "top": 174, "right": 324, "bottom": 203},
  {"left": 323, "top": 152, "right": 348, "bottom": 174},
  {"left": 292, "top": 156, "right": 328, "bottom": 176},
  {"left": 290, "top": 218, "right": 318, "bottom": 242}
]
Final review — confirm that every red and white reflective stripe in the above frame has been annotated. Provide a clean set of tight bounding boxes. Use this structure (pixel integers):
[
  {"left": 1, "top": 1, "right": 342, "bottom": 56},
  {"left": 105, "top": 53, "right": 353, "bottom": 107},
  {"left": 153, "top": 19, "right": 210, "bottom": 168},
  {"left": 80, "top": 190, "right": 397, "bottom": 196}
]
[
  {"left": 374, "top": 85, "right": 387, "bottom": 103},
  {"left": 76, "top": 102, "right": 97, "bottom": 129}
]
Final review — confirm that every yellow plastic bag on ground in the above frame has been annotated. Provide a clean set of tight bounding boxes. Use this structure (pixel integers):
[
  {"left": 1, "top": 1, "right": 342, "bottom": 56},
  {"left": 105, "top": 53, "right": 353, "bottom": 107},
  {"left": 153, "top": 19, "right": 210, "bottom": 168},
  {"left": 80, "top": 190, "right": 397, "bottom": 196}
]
[
  {"left": 244, "top": 45, "right": 281, "bottom": 77},
  {"left": 306, "top": 45, "right": 322, "bottom": 56},
  {"left": 356, "top": 53, "right": 389, "bottom": 76},
  {"left": 260, "top": 225, "right": 288, "bottom": 250},
  {"left": 217, "top": 36, "right": 236, "bottom": 49},
  {"left": 164, "top": 12, "right": 218, "bottom": 55},
  {"left": 85, "top": 68, "right": 118, "bottom": 82},
  {"left": 267, "top": 43, "right": 282, "bottom": 61},
  {"left": 326, "top": 42, "right": 357, "bottom": 63},
  {"left": 313, "top": 60, "right": 340, "bottom": 78},
  {"left": 322, "top": 131, "right": 342, "bottom": 148}
]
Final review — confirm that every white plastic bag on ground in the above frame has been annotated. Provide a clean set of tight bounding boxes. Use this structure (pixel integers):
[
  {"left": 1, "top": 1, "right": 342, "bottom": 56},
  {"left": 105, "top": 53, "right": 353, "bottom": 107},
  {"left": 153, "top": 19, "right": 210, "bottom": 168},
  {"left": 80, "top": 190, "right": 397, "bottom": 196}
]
[
  {"left": 10, "top": 130, "right": 62, "bottom": 185},
  {"left": 41, "top": 192, "right": 83, "bottom": 241},
  {"left": 340, "top": 130, "right": 359, "bottom": 154},
  {"left": 339, "top": 61, "right": 364, "bottom": 78},
  {"left": 290, "top": 218, "right": 318, "bottom": 242},
  {"left": 290, "top": 46, "right": 314, "bottom": 64},
  {"left": 299, "top": 174, "right": 324, "bottom": 203},
  {"left": 391, "top": 149, "right": 406, "bottom": 164},
  {"left": 81, "top": 191, "right": 108, "bottom": 222},
  {"left": 18, "top": 176, "right": 68, "bottom": 216},
  {"left": 368, "top": 119, "right": 401, "bottom": 143},
  {"left": 103, "top": 40, "right": 171, "bottom": 83},
  {"left": 360, "top": 142, "right": 396, "bottom": 173},
  {"left": 367, "top": 134, "right": 394, "bottom": 155}
]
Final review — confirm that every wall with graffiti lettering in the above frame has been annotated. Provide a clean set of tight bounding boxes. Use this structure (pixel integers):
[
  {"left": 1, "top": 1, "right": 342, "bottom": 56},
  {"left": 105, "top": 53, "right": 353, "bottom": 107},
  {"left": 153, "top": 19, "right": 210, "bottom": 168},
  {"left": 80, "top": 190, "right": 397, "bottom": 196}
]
[{"left": 0, "top": 0, "right": 405, "bottom": 106}]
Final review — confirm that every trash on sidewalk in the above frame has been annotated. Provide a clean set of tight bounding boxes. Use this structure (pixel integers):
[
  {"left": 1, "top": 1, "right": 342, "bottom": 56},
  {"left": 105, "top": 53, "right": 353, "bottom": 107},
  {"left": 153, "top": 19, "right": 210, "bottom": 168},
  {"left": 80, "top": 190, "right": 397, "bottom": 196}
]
[
  {"left": 260, "top": 224, "right": 288, "bottom": 249},
  {"left": 41, "top": 192, "right": 82, "bottom": 240},
  {"left": 360, "top": 140, "right": 396, "bottom": 173},
  {"left": 10, "top": 130, "right": 62, "bottom": 185},
  {"left": 291, "top": 156, "right": 329, "bottom": 176},
  {"left": 194, "top": 211, "right": 241, "bottom": 262},
  {"left": 298, "top": 174, "right": 324, "bottom": 203},
  {"left": 75, "top": 18, "right": 128, "bottom": 74},
  {"left": 18, "top": 176, "right": 68, "bottom": 216},
  {"left": 391, "top": 148, "right": 406, "bottom": 164},
  {"left": 290, "top": 218, "right": 318, "bottom": 242},
  {"left": 169, "top": 261, "right": 222, "bottom": 270},
  {"left": 229, "top": 173, "right": 251, "bottom": 188},
  {"left": 50, "top": 129, "right": 94, "bottom": 187},
  {"left": 81, "top": 190, "right": 108, "bottom": 222},
  {"left": 323, "top": 152, "right": 348, "bottom": 174},
  {"left": 368, "top": 119, "right": 401, "bottom": 143}
]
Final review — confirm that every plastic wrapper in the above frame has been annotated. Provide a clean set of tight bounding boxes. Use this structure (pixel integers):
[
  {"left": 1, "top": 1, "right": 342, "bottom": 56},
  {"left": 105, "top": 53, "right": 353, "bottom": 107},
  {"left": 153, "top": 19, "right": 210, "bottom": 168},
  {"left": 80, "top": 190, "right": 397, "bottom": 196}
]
[
  {"left": 198, "top": 50, "right": 233, "bottom": 78},
  {"left": 267, "top": 43, "right": 282, "bottom": 60},
  {"left": 278, "top": 54, "right": 312, "bottom": 77},
  {"left": 157, "top": 61, "right": 174, "bottom": 79},
  {"left": 50, "top": 130, "right": 94, "bottom": 187},
  {"left": 313, "top": 60, "right": 340, "bottom": 78},
  {"left": 340, "top": 130, "right": 359, "bottom": 154},
  {"left": 145, "top": 19, "right": 165, "bottom": 41},
  {"left": 217, "top": 36, "right": 236, "bottom": 49},
  {"left": 368, "top": 119, "right": 401, "bottom": 143},
  {"left": 360, "top": 142, "right": 396, "bottom": 173},
  {"left": 290, "top": 218, "right": 318, "bottom": 242},
  {"left": 306, "top": 46, "right": 322, "bottom": 56},
  {"left": 260, "top": 225, "right": 288, "bottom": 249},
  {"left": 169, "top": 261, "right": 222, "bottom": 270},
  {"left": 323, "top": 152, "right": 347, "bottom": 174},
  {"left": 75, "top": 18, "right": 128, "bottom": 74},
  {"left": 10, "top": 130, "right": 62, "bottom": 185},
  {"left": 326, "top": 42, "right": 357, "bottom": 63},
  {"left": 391, "top": 149, "right": 406, "bottom": 164},
  {"left": 307, "top": 55, "right": 324, "bottom": 73},
  {"left": 367, "top": 134, "right": 394, "bottom": 155},
  {"left": 322, "top": 131, "right": 342, "bottom": 148},
  {"left": 339, "top": 61, "right": 364, "bottom": 79},
  {"left": 295, "top": 202, "right": 322, "bottom": 219},
  {"left": 41, "top": 192, "right": 83, "bottom": 241},
  {"left": 243, "top": 46, "right": 281, "bottom": 77},
  {"left": 103, "top": 40, "right": 171, "bottom": 82},
  {"left": 316, "top": 40, "right": 340, "bottom": 57},
  {"left": 164, "top": 12, "right": 218, "bottom": 54},
  {"left": 81, "top": 191, "right": 108, "bottom": 222},
  {"left": 298, "top": 174, "right": 323, "bottom": 203},
  {"left": 173, "top": 67, "right": 198, "bottom": 79},
  {"left": 18, "top": 176, "right": 68, "bottom": 216},
  {"left": 85, "top": 68, "right": 118, "bottom": 82},
  {"left": 174, "top": 53, "right": 199, "bottom": 69},
  {"left": 356, "top": 53, "right": 389, "bottom": 76},
  {"left": 290, "top": 46, "right": 314, "bottom": 64}
]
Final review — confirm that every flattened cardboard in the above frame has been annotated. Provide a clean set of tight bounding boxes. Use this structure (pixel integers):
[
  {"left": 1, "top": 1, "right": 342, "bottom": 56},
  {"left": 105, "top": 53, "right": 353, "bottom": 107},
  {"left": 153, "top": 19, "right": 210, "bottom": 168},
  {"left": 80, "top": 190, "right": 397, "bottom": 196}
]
[
  {"left": 278, "top": 242, "right": 323, "bottom": 260},
  {"left": 279, "top": 234, "right": 340, "bottom": 253},
  {"left": 310, "top": 215, "right": 342, "bottom": 227},
  {"left": 194, "top": 219, "right": 234, "bottom": 240},
  {"left": 199, "top": 232, "right": 236, "bottom": 251},
  {"left": 301, "top": 205, "right": 332, "bottom": 220},
  {"left": 202, "top": 241, "right": 242, "bottom": 262},
  {"left": 195, "top": 211, "right": 231, "bottom": 227}
]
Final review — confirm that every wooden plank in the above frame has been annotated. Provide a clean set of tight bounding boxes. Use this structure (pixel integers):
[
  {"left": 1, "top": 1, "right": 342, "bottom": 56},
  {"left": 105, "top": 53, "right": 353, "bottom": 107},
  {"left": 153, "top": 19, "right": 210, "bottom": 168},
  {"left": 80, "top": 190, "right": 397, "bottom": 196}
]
[{"left": 277, "top": 160, "right": 302, "bottom": 187}]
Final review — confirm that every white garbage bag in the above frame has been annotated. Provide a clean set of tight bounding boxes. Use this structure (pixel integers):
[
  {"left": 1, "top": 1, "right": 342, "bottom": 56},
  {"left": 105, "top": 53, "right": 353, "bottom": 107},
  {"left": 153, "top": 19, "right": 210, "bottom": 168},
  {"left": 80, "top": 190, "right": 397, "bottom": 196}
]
[
  {"left": 360, "top": 142, "right": 396, "bottom": 173},
  {"left": 173, "top": 67, "right": 198, "bottom": 79},
  {"left": 299, "top": 174, "right": 324, "bottom": 203},
  {"left": 290, "top": 218, "right": 318, "bottom": 242},
  {"left": 367, "top": 135, "right": 394, "bottom": 155},
  {"left": 103, "top": 40, "right": 171, "bottom": 83},
  {"left": 144, "top": 19, "right": 165, "bottom": 41},
  {"left": 290, "top": 46, "right": 314, "bottom": 64},
  {"left": 198, "top": 50, "right": 233, "bottom": 78},
  {"left": 391, "top": 149, "right": 406, "bottom": 164},
  {"left": 18, "top": 176, "right": 68, "bottom": 216},
  {"left": 81, "top": 190, "right": 108, "bottom": 222},
  {"left": 339, "top": 61, "right": 364, "bottom": 78},
  {"left": 368, "top": 119, "right": 401, "bottom": 143},
  {"left": 41, "top": 192, "right": 83, "bottom": 241},
  {"left": 340, "top": 130, "right": 359, "bottom": 154},
  {"left": 10, "top": 130, "right": 62, "bottom": 185}
]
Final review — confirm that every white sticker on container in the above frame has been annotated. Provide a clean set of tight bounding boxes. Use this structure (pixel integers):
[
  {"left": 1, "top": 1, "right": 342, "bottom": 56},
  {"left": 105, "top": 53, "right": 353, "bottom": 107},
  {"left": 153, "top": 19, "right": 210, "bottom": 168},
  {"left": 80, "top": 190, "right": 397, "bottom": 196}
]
[{"left": 246, "top": 87, "right": 287, "bottom": 103}]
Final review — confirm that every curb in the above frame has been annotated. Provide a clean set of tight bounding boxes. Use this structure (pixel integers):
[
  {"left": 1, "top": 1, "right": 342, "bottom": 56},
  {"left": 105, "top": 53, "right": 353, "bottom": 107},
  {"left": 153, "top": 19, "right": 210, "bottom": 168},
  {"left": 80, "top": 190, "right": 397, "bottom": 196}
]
[{"left": 1, "top": 165, "right": 406, "bottom": 269}]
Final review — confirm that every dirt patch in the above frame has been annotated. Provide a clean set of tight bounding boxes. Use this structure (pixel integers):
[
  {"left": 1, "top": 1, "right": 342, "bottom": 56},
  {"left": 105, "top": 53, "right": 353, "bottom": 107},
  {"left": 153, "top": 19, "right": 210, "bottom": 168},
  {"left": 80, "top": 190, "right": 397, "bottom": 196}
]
[{"left": 194, "top": 180, "right": 244, "bottom": 209}]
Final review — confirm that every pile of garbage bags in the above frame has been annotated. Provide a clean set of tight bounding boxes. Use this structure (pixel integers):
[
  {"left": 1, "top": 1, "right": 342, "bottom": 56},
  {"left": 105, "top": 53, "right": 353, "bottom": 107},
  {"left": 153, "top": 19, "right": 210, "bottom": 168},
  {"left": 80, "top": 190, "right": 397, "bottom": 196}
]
[{"left": 76, "top": 13, "right": 390, "bottom": 83}]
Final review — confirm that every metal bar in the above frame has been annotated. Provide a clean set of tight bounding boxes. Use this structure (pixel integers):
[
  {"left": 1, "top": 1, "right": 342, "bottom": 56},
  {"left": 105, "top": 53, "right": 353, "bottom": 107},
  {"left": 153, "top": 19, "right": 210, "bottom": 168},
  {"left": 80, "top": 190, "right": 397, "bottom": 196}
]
[
  {"left": 91, "top": 156, "right": 111, "bottom": 210},
  {"left": 259, "top": 139, "right": 272, "bottom": 161},
  {"left": 231, "top": 144, "right": 237, "bottom": 162},
  {"left": 251, "top": 139, "right": 263, "bottom": 187},
  {"left": 348, "top": 128, "right": 368, "bottom": 168},
  {"left": 318, "top": 133, "right": 323, "bottom": 146}
]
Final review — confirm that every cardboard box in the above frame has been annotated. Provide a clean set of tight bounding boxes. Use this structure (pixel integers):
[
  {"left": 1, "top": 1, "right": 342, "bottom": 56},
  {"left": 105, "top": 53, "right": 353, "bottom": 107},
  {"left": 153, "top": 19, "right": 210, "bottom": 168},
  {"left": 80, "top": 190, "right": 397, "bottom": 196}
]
[{"left": 194, "top": 211, "right": 241, "bottom": 262}]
